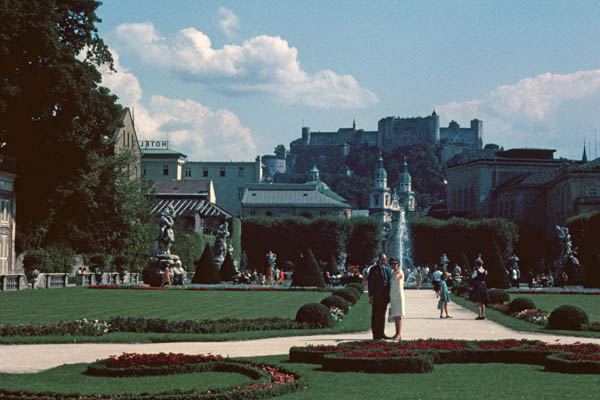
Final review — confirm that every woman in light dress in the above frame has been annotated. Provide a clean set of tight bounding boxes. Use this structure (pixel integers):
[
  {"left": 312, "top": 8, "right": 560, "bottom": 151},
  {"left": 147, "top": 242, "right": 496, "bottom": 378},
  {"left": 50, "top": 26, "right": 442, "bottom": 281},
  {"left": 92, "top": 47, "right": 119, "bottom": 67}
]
[{"left": 389, "top": 258, "right": 405, "bottom": 340}]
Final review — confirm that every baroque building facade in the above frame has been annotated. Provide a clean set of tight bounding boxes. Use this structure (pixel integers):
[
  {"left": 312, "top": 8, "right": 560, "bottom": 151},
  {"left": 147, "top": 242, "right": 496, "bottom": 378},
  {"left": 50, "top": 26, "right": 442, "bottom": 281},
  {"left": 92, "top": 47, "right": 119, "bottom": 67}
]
[
  {"left": 240, "top": 166, "right": 351, "bottom": 218},
  {"left": 140, "top": 143, "right": 263, "bottom": 216}
]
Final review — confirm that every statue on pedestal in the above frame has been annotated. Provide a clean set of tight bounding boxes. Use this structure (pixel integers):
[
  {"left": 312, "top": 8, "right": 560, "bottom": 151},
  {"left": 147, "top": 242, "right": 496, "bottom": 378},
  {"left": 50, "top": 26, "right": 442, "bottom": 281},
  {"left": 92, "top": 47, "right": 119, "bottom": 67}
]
[{"left": 144, "top": 204, "right": 182, "bottom": 287}]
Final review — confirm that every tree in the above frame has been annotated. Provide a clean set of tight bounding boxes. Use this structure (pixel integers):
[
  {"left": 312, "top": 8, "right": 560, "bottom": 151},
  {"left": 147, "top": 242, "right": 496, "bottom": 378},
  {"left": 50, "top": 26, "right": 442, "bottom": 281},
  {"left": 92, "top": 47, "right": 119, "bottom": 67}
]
[
  {"left": 291, "top": 248, "right": 326, "bottom": 288},
  {"left": 1, "top": 0, "right": 148, "bottom": 256},
  {"left": 192, "top": 244, "right": 221, "bottom": 284}
]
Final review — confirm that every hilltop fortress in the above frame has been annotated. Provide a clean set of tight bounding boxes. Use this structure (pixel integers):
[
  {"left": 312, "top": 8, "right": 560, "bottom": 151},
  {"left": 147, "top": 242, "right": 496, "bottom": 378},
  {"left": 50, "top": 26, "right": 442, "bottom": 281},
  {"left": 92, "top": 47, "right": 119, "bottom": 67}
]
[{"left": 287, "top": 111, "right": 482, "bottom": 174}]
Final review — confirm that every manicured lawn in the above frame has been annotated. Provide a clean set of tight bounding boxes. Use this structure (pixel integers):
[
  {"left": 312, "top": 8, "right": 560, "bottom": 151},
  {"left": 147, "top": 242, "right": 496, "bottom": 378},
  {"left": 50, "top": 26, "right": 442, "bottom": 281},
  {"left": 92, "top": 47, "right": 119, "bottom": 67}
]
[
  {"left": 0, "top": 287, "right": 330, "bottom": 324},
  {"left": 0, "top": 363, "right": 252, "bottom": 395},
  {"left": 452, "top": 295, "right": 600, "bottom": 339},
  {"left": 2, "top": 355, "right": 598, "bottom": 400},
  {"left": 0, "top": 288, "right": 371, "bottom": 343},
  {"left": 509, "top": 293, "right": 600, "bottom": 321}
]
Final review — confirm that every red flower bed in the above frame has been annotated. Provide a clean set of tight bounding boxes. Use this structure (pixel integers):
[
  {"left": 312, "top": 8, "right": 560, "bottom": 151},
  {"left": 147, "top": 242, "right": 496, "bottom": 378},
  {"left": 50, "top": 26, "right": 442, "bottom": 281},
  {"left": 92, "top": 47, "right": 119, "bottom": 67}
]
[
  {"left": 132, "top": 286, "right": 168, "bottom": 290},
  {"left": 105, "top": 353, "right": 222, "bottom": 368},
  {"left": 88, "top": 285, "right": 120, "bottom": 289}
]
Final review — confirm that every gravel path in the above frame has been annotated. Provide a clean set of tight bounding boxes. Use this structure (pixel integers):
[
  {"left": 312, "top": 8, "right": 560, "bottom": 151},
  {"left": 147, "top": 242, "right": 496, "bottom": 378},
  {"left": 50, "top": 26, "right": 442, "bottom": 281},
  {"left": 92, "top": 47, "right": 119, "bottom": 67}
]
[{"left": 1, "top": 289, "right": 598, "bottom": 373}]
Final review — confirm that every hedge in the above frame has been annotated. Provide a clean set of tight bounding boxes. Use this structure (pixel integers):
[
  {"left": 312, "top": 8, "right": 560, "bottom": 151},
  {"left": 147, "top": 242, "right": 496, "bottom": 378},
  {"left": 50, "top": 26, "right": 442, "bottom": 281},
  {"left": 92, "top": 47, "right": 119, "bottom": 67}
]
[
  {"left": 241, "top": 216, "right": 381, "bottom": 271},
  {"left": 567, "top": 211, "right": 600, "bottom": 288},
  {"left": 289, "top": 339, "right": 600, "bottom": 374},
  {"left": 410, "top": 216, "right": 518, "bottom": 286}
]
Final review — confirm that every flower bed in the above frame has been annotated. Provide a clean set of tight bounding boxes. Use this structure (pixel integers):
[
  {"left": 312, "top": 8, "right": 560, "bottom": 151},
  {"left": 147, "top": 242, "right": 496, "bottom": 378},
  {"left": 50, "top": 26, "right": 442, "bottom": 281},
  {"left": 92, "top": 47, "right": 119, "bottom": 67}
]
[
  {"left": 86, "top": 284, "right": 327, "bottom": 292},
  {"left": 289, "top": 339, "right": 600, "bottom": 374},
  {"left": 0, "top": 319, "right": 110, "bottom": 337},
  {"left": 0, "top": 352, "right": 306, "bottom": 400},
  {"left": 509, "top": 289, "right": 600, "bottom": 295}
]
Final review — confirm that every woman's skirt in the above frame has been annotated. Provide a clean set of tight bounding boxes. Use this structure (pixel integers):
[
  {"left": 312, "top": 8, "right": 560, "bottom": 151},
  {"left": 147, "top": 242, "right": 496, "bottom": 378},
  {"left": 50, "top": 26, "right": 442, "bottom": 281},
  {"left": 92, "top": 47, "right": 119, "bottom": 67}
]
[{"left": 470, "top": 281, "right": 489, "bottom": 304}]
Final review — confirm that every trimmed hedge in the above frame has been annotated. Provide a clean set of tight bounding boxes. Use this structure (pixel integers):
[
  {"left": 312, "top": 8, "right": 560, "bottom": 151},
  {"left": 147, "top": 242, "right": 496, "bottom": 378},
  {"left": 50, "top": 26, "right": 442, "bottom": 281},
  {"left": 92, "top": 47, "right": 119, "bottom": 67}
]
[
  {"left": 332, "top": 288, "right": 359, "bottom": 305},
  {"left": 321, "top": 353, "right": 434, "bottom": 373},
  {"left": 289, "top": 339, "right": 600, "bottom": 374},
  {"left": 320, "top": 295, "right": 350, "bottom": 314},
  {"left": 295, "top": 303, "right": 333, "bottom": 328},
  {"left": 548, "top": 305, "right": 590, "bottom": 331},
  {"left": 508, "top": 297, "right": 536, "bottom": 314},
  {"left": 192, "top": 243, "right": 221, "bottom": 284}
]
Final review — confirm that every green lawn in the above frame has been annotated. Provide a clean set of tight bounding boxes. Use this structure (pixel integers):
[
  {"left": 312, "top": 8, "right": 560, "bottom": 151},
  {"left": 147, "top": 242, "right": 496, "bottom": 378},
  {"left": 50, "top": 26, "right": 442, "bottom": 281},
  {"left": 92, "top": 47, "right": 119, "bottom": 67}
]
[
  {"left": 509, "top": 293, "right": 600, "bottom": 321},
  {"left": 452, "top": 295, "right": 600, "bottom": 338},
  {"left": 0, "top": 364, "right": 253, "bottom": 395},
  {"left": 2, "top": 355, "right": 598, "bottom": 400},
  {"left": 0, "top": 288, "right": 372, "bottom": 343},
  {"left": 0, "top": 287, "right": 330, "bottom": 324}
]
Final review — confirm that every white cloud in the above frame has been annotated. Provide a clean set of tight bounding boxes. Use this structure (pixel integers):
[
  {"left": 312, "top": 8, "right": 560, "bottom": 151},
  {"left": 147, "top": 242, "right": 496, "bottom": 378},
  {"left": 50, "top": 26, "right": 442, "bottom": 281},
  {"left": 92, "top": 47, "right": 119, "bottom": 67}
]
[
  {"left": 436, "top": 70, "right": 600, "bottom": 157},
  {"left": 100, "top": 48, "right": 257, "bottom": 161},
  {"left": 217, "top": 7, "right": 240, "bottom": 40},
  {"left": 110, "top": 22, "right": 378, "bottom": 108}
]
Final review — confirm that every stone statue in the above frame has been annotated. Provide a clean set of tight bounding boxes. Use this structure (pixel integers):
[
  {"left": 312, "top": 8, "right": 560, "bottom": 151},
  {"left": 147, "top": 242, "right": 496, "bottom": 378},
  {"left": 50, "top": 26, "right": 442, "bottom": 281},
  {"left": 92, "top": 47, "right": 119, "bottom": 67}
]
[
  {"left": 440, "top": 253, "right": 449, "bottom": 272},
  {"left": 266, "top": 250, "right": 277, "bottom": 269},
  {"left": 555, "top": 225, "right": 583, "bottom": 285},
  {"left": 144, "top": 205, "right": 182, "bottom": 287},
  {"left": 154, "top": 205, "right": 175, "bottom": 255},
  {"left": 214, "top": 222, "right": 230, "bottom": 266}
]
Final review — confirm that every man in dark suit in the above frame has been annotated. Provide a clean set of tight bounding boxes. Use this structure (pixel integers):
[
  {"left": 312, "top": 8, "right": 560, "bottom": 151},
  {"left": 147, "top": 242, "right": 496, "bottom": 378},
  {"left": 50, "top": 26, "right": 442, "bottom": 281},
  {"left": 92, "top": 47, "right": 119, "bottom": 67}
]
[{"left": 368, "top": 252, "right": 391, "bottom": 340}]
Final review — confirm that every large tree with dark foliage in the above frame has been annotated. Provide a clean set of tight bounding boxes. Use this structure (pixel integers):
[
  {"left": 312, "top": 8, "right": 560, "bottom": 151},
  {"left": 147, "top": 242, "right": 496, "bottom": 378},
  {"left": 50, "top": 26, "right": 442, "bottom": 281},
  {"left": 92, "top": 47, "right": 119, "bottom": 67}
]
[{"left": 1, "top": 0, "right": 150, "bottom": 256}]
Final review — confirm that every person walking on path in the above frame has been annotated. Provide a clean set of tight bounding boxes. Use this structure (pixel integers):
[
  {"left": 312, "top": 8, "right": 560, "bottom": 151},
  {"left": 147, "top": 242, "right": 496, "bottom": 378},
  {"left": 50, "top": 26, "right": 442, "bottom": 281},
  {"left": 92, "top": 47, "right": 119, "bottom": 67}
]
[
  {"left": 161, "top": 266, "right": 172, "bottom": 288},
  {"left": 470, "top": 258, "right": 489, "bottom": 319},
  {"left": 438, "top": 272, "right": 452, "bottom": 318},
  {"left": 389, "top": 258, "right": 405, "bottom": 340},
  {"left": 368, "top": 253, "right": 391, "bottom": 340},
  {"left": 416, "top": 266, "right": 422, "bottom": 289},
  {"left": 432, "top": 266, "right": 442, "bottom": 298}
]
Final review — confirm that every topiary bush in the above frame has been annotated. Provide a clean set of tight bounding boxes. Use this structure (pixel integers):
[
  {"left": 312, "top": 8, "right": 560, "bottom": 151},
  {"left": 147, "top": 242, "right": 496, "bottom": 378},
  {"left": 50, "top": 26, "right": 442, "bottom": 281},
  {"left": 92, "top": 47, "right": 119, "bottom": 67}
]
[
  {"left": 321, "top": 295, "right": 350, "bottom": 314},
  {"left": 192, "top": 244, "right": 221, "bottom": 284},
  {"left": 291, "top": 248, "right": 326, "bottom": 288},
  {"left": 219, "top": 252, "right": 236, "bottom": 282},
  {"left": 332, "top": 288, "right": 359, "bottom": 305},
  {"left": 488, "top": 289, "right": 509, "bottom": 304},
  {"left": 346, "top": 282, "right": 364, "bottom": 293},
  {"left": 295, "top": 303, "right": 333, "bottom": 328},
  {"left": 548, "top": 305, "right": 590, "bottom": 331},
  {"left": 508, "top": 297, "right": 536, "bottom": 314},
  {"left": 345, "top": 286, "right": 363, "bottom": 298},
  {"left": 452, "top": 284, "right": 469, "bottom": 297}
]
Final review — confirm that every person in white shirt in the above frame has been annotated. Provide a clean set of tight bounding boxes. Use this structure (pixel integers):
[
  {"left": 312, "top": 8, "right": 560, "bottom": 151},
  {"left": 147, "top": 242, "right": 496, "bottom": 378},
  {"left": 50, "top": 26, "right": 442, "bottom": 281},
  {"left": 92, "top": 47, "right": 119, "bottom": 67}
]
[{"left": 432, "top": 266, "right": 442, "bottom": 298}]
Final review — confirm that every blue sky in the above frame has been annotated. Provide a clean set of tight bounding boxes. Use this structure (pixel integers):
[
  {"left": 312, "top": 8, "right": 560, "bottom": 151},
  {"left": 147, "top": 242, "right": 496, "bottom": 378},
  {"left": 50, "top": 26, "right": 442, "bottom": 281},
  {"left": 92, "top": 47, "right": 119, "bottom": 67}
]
[{"left": 97, "top": 0, "right": 600, "bottom": 161}]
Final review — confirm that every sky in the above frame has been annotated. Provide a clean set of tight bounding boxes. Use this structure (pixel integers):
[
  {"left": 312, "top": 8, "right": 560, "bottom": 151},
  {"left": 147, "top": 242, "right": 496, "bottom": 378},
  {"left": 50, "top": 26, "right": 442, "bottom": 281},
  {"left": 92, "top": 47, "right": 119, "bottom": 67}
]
[{"left": 96, "top": 0, "right": 600, "bottom": 161}]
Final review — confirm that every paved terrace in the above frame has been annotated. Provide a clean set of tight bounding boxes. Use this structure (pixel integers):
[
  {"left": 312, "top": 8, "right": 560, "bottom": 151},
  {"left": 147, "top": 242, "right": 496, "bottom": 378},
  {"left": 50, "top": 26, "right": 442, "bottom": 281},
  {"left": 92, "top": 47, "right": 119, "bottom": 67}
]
[{"left": 1, "top": 289, "right": 598, "bottom": 373}]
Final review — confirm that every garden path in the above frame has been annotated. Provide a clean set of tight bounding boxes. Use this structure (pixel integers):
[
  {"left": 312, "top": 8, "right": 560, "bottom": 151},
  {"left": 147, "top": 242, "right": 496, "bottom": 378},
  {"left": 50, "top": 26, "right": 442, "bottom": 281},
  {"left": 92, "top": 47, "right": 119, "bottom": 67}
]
[{"left": 1, "top": 289, "right": 598, "bottom": 373}]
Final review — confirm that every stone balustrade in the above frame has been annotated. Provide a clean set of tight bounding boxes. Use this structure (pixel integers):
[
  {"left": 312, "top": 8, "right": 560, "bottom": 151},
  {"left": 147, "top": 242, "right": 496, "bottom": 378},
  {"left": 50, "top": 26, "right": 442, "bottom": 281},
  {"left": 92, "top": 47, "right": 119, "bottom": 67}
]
[
  {"left": 0, "top": 274, "right": 29, "bottom": 291},
  {"left": 75, "top": 272, "right": 141, "bottom": 286}
]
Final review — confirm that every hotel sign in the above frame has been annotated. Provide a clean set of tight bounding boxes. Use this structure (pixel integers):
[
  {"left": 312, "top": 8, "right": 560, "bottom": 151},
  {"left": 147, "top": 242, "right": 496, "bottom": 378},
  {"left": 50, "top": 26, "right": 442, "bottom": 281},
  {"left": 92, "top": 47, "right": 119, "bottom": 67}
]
[{"left": 140, "top": 140, "right": 169, "bottom": 149}]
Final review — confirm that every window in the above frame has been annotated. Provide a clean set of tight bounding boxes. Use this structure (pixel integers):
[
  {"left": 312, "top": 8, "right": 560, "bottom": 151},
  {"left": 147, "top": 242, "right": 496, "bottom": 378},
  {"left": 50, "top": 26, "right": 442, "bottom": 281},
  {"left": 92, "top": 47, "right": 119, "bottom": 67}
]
[
  {"left": 588, "top": 186, "right": 597, "bottom": 197},
  {"left": 163, "top": 165, "right": 169, "bottom": 176},
  {"left": 265, "top": 211, "right": 272, "bottom": 217},
  {"left": 250, "top": 210, "right": 256, "bottom": 216},
  {"left": 220, "top": 167, "right": 226, "bottom": 177},
  {"left": 143, "top": 166, "right": 147, "bottom": 177},
  {"left": 184, "top": 166, "right": 191, "bottom": 177},
  {"left": 239, "top": 167, "right": 245, "bottom": 177},
  {"left": 374, "top": 194, "right": 379, "bottom": 206},
  {"left": 238, "top": 188, "right": 244, "bottom": 200},
  {"left": 0, "top": 199, "right": 10, "bottom": 225},
  {"left": 203, "top": 167, "right": 209, "bottom": 177}
]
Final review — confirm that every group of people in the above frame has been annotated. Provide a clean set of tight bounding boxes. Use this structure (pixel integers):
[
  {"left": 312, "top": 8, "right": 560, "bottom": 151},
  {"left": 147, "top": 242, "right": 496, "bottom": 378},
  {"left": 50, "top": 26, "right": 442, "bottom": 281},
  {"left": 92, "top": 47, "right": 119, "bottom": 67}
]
[{"left": 367, "top": 253, "right": 491, "bottom": 340}]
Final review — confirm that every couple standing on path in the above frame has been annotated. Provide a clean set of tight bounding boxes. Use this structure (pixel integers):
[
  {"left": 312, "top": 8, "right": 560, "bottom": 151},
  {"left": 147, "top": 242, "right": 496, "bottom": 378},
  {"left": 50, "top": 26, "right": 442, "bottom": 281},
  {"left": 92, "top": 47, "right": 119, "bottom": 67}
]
[{"left": 368, "top": 253, "right": 405, "bottom": 340}]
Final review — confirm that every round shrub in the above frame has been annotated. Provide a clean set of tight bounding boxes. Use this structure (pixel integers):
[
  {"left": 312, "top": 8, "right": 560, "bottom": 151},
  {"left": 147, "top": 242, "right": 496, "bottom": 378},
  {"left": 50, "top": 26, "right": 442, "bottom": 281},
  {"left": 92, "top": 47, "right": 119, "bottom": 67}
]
[
  {"left": 345, "top": 285, "right": 363, "bottom": 298},
  {"left": 295, "top": 303, "right": 333, "bottom": 328},
  {"left": 488, "top": 289, "right": 509, "bottom": 304},
  {"left": 548, "top": 305, "right": 589, "bottom": 331},
  {"left": 508, "top": 297, "right": 536, "bottom": 314},
  {"left": 452, "top": 284, "right": 469, "bottom": 297},
  {"left": 346, "top": 282, "right": 365, "bottom": 293},
  {"left": 332, "top": 288, "right": 359, "bottom": 305},
  {"left": 321, "top": 295, "right": 351, "bottom": 314}
]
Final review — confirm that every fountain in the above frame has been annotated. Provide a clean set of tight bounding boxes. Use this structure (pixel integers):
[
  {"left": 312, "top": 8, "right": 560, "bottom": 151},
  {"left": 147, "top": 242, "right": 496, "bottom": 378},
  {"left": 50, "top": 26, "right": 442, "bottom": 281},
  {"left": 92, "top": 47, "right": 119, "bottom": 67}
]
[{"left": 385, "top": 208, "right": 415, "bottom": 284}]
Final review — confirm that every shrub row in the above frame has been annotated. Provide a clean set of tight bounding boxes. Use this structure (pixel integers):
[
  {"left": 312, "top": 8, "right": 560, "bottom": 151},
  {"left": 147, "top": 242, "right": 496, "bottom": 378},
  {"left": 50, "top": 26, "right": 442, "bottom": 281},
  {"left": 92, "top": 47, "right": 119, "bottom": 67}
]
[
  {"left": 296, "top": 283, "right": 364, "bottom": 328},
  {"left": 289, "top": 339, "right": 600, "bottom": 374}
]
